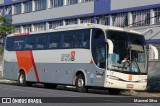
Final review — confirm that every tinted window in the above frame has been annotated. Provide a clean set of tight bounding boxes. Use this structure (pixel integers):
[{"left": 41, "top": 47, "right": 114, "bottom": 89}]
[
  {"left": 75, "top": 31, "right": 83, "bottom": 48},
  {"left": 25, "top": 35, "right": 36, "bottom": 50},
  {"left": 48, "top": 33, "right": 61, "bottom": 49},
  {"left": 36, "top": 34, "right": 47, "bottom": 50},
  {"left": 73, "top": 29, "right": 90, "bottom": 49},
  {"left": 6, "top": 37, "right": 15, "bottom": 51},
  {"left": 83, "top": 30, "right": 90, "bottom": 49},
  {"left": 62, "top": 31, "right": 76, "bottom": 48},
  {"left": 14, "top": 36, "right": 25, "bottom": 50}
]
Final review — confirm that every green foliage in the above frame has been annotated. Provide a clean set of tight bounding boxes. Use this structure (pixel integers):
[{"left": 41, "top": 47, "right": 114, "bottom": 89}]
[
  {"left": 0, "top": 48, "right": 3, "bottom": 55},
  {"left": 0, "top": 16, "right": 16, "bottom": 39}
]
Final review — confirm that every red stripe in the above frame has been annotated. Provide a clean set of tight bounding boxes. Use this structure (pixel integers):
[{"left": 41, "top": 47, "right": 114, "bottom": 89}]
[
  {"left": 30, "top": 51, "right": 40, "bottom": 82},
  {"left": 15, "top": 33, "right": 29, "bottom": 36}
]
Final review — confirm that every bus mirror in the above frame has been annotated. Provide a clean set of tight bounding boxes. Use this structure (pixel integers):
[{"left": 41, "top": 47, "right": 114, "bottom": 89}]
[{"left": 106, "top": 39, "right": 113, "bottom": 54}]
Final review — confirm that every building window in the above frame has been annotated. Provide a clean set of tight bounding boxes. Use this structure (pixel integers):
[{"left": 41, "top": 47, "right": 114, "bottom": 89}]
[
  {"left": 50, "top": 0, "right": 63, "bottom": 8},
  {"left": 82, "top": 0, "right": 94, "bottom": 2},
  {"left": 0, "top": 7, "right": 4, "bottom": 16},
  {"left": 14, "top": 3, "right": 21, "bottom": 15},
  {"left": 34, "top": 23, "right": 46, "bottom": 32},
  {"left": 99, "top": 16, "right": 108, "bottom": 25},
  {"left": 35, "top": 0, "right": 46, "bottom": 11},
  {"left": 112, "top": 13, "right": 128, "bottom": 27},
  {"left": 24, "top": 1, "right": 32, "bottom": 13},
  {"left": 80, "top": 17, "right": 92, "bottom": 24},
  {"left": 23, "top": 25, "right": 32, "bottom": 33},
  {"left": 67, "top": 0, "right": 78, "bottom": 5},
  {"left": 66, "top": 19, "right": 78, "bottom": 25},
  {"left": 132, "top": 10, "right": 150, "bottom": 27},
  {"left": 16, "top": 26, "right": 21, "bottom": 33},
  {"left": 154, "top": 8, "right": 160, "bottom": 25},
  {"left": 5, "top": 5, "right": 12, "bottom": 15},
  {"left": 49, "top": 20, "right": 63, "bottom": 29}
]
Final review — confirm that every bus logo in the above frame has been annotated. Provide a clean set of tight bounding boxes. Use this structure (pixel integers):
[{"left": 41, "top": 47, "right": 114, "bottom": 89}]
[{"left": 61, "top": 51, "right": 76, "bottom": 61}]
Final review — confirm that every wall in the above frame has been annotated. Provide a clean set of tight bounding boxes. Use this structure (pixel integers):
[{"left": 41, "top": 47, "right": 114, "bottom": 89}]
[
  {"left": 110, "top": 0, "right": 160, "bottom": 11},
  {"left": 94, "top": 0, "right": 110, "bottom": 15},
  {"left": 131, "top": 25, "right": 160, "bottom": 41},
  {"left": 12, "top": 1, "right": 94, "bottom": 25}
]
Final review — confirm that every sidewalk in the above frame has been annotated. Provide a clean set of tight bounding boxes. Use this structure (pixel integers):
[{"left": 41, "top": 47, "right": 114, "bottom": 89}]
[{"left": 0, "top": 75, "right": 16, "bottom": 83}]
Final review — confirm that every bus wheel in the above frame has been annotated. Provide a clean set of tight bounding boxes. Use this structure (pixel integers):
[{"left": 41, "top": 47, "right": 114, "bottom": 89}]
[
  {"left": 108, "top": 88, "right": 121, "bottom": 95},
  {"left": 44, "top": 83, "right": 57, "bottom": 89},
  {"left": 18, "top": 71, "right": 26, "bottom": 86},
  {"left": 75, "top": 74, "right": 88, "bottom": 93}
]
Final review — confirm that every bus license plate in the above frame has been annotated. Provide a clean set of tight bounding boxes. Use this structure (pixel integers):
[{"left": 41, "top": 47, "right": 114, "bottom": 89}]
[{"left": 127, "top": 84, "right": 134, "bottom": 88}]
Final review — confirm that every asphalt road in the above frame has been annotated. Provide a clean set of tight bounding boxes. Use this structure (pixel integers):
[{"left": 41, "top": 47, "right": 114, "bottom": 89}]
[{"left": 0, "top": 81, "right": 159, "bottom": 106}]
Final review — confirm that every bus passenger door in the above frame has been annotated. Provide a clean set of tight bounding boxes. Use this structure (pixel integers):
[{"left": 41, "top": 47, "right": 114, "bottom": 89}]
[{"left": 91, "top": 28, "right": 106, "bottom": 86}]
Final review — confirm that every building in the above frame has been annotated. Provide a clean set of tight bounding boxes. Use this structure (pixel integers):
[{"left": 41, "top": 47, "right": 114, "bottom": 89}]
[{"left": 0, "top": 0, "right": 160, "bottom": 79}]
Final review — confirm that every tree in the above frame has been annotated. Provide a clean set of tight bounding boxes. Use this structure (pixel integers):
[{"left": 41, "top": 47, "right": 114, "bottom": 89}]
[{"left": 0, "top": 16, "right": 16, "bottom": 43}]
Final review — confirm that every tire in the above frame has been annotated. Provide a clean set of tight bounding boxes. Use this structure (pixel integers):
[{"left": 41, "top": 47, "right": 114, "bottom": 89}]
[
  {"left": 75, "top": 74, "right": 88, "bottom": 93},
  {"left": 108, "top": 88, "right": 121, "bottom": 95},
  {"left": 44, "top": 83, "right": 57, "bottom": 89},
  {"left": 18, "top": 71, "right": 26, "bottom": 86}
]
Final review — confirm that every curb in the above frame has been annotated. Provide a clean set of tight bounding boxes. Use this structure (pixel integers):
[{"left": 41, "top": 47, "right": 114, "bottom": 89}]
[{"left": 0, "top": 78, "right": 16, "bottom": 83}]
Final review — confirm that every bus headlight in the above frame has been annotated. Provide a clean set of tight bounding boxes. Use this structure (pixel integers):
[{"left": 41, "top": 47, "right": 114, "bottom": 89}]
[{"left": 107, "top": 75, "right": 119, "bottom": 80}]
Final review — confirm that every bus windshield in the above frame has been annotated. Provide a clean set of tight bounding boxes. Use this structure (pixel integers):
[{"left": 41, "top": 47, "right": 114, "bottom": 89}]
[{"left": 107, "top": 30, "right": 148, "bottom": 74}]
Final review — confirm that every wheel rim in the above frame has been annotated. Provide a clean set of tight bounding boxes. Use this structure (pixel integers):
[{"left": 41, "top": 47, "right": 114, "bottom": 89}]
[
  {"left": 19, "top": 74, "right": 24, "bottom": 84},
  {"left": 77, "top": 78, "right": 84, "bottom": 87}
]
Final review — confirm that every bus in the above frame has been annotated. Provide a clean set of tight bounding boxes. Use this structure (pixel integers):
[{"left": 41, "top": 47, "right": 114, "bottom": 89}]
[{"left": 3, "top": 23, "right": 148, "bottom": 94}]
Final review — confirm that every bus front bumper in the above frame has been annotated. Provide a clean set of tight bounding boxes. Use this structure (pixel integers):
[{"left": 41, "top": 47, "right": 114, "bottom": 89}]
[{"left": 104, "top": 78, "right": 147, "bottom": 91}]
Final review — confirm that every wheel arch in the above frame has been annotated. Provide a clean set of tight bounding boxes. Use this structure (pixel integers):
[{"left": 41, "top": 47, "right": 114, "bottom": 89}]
[
  {"left": 18, "top": 68, "right": 26, "bottom": 80},
  {"left": 73, "top": 70, "right": 88, "bottom": 86}
]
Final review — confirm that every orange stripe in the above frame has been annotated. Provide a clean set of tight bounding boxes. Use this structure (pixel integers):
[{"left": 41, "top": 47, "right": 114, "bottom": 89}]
[
  {"left": 15, "top": 33, "right": 29, "bottom": 36},
  {"left": 16, "top": 51, "right": 40, "bottom": 82},
  {"left": 16, "top": 51, "right": 33, "bottom": 74}
]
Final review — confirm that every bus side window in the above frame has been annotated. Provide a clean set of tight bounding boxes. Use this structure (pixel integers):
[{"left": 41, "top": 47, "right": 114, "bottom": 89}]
[
  {"left": 6, "top": 37, "right": 15, "bottom": 51},
  {"left": 36, "top": 34, "right": 47, "bottom": 50},
  {"left": 62, "top": 31, "right": 76, "bottom": 49},
  {"left": 75, "top": 31, "right": 83, "bottom": 48},
  {"left": 14, "top": 36, "right": 25, "bottom": 50},
  {"left": 48, "top": 33, "right": 61, "bottom": 49},
  {"left": 83, "top": 30, "right": 90, "bottom": 49},
  {"left": 25, "top": 36, "right": 36, "bottom": 50}
]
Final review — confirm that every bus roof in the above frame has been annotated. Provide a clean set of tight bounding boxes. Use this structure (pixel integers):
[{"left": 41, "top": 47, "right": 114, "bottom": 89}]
[{"left": 8, "top": 23, "right": 142, "bottom": 37}]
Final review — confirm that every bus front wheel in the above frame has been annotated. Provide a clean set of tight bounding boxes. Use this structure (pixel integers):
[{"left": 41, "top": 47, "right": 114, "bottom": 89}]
[
  {"left": 18, "top": 71, "right": 26, "bottom": 86},
  {"left": 75, "top": 74, "right": 88, "bottom": 93}
]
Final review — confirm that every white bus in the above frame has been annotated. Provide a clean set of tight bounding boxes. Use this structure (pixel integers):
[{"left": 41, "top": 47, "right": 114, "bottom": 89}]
[{"left": 3, "top": 24, "right": 148, "bottom": 94}]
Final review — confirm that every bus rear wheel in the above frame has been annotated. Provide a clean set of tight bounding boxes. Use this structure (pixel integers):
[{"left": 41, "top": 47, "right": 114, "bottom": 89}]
[
  {"left": 18, "top": 71, "right": 26, "bottom": 86},
  {"left": 108, "top": 88, "right": 121, "bottom": 95},
  {"left": 75, "top": 74, "right": 88, "bottom": 93}
]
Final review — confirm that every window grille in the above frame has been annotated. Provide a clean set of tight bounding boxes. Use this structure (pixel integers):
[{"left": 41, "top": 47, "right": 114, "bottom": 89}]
[
  {"left": 132, "top": 10, "right": 150, "bottom": 26},
  {"left": 112, "top": 13, "right": 128, "bottom": 27}
]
